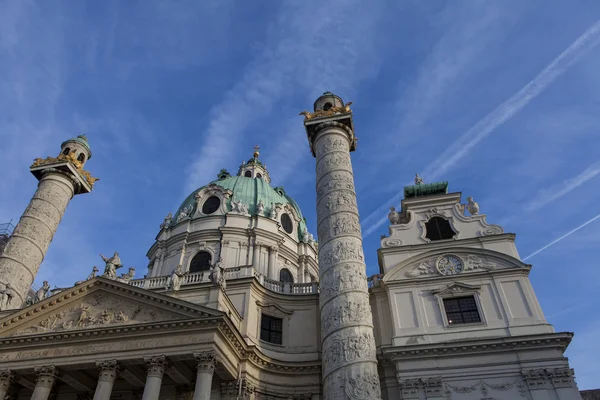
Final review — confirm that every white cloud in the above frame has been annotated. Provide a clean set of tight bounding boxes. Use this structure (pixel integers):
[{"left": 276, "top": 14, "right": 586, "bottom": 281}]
[
  {"left": 361, "top": 18, "right": 600, "bottom": 238},
  {"left": 524, "top": 161, "right": 600, "bottom": 211},
  {"left": 184, "top": 0, "right": 383, "bottom": 192}
]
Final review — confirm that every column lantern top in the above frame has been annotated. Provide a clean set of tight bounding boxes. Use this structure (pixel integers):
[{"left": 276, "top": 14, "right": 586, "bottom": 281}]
[{"left": 300, "top": 92, "right": 357, "bottom": 157}]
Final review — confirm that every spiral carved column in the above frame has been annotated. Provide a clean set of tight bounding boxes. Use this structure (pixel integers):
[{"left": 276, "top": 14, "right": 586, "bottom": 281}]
[{"left": 303, "top": 94, "right": 381, "bottom": 400}]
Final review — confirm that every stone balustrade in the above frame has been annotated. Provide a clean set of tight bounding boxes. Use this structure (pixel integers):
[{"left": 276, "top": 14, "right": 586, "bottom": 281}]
[{"left": 126, "top": 265, "right": 319, "bottom": 295}]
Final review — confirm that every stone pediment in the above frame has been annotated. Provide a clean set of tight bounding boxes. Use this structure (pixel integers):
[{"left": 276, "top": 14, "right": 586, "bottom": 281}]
[
  {"left": 383, "top": 248, "right": 531, "bottom": 283},
  {"left": 0, "top": 277, "right": 222, "bottom": 337}
]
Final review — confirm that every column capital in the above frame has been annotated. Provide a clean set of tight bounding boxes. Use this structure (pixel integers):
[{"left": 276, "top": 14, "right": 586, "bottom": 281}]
[
  {"left": 194, "top": 351, "right": 216, "bottom": 374},
  {"left": 144, "top": 355, "right": 168, "bottom": 378},
  {"left": 34, "top": 365, "right": 58, "bottom": 389},
  {"left": 96, "top": 360, "right": 119, "bottom": 382},
  {"left": 0, "top": 369, "right": 14, "bottom": 392}
]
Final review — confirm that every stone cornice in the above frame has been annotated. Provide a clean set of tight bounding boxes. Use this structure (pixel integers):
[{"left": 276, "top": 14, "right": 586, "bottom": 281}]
[
  {"left": 379, "top": 233, "right": 517, "bottom": 256},
  {"left": 380, "top": 332, "right": 573, "bottom": 360}
]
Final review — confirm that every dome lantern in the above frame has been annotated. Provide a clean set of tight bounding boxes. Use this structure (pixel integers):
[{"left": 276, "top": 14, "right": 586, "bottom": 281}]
[{"left": 238, "top": 145, "right": 271, "bottom": 183}]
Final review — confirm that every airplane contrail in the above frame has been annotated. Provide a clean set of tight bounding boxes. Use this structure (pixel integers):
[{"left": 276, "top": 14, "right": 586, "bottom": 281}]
[
  {"left": 361, "top": 18, "right": 600, "bottom": 238},
  {"left": 522, "top": 213, "right": 600, "bottom": 261}
]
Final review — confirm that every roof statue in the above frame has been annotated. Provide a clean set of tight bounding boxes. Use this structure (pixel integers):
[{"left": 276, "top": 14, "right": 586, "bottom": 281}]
[
  {"left": 414, "top": 173, "right": 424, "bottom": 185},
  {"left": 466, "top": 196, "right": 480, "bottom": 215}
]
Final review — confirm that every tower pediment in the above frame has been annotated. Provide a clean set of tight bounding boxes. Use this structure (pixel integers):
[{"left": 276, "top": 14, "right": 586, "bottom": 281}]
[
  {"left": 0, "top": 277, "right": 222, "bottom": 338},
  {"left": 382, "top": 248, "right": 531, "bottom": 283}
]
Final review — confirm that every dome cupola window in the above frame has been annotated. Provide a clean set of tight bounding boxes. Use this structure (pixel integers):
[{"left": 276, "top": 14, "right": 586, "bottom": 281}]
[
  {"left": 189, "top": 251, "right": 212, "bottom": 273},
  {"left": 244, "top": 170, "right": 252, "bottom": 177},
  {"left": 202, "top": 196, "right": 221, "bottom": 215},
  {"left": 425, "top": 216, "right": 455, "bottom": 241},
  {"left": 281, "top": 213, "right": 293, "bottom": 234}
]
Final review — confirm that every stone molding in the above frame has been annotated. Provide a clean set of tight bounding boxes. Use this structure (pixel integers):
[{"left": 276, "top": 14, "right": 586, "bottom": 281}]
[
  {"left": 0, "top": 370, "right": 14, "bottom": 392},
  {"left": 522, "top": 367, "right": 576, "bottom": 390},
  {"left": 194, "top": 350, "right": 216, "bottom": 374},
  {"left": 34, "top": 365, "right": 58, "bottom": 388},
  {"left": 144, "top": 355, "right": 167, "bottom": 378},
  {"left": 96, "top": 360, "right": 119, "bottom": 382}
]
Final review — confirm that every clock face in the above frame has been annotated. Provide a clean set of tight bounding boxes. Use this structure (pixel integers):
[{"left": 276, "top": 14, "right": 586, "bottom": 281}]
[{"left": 436, "top": 254, "right": 464, "bottom": 275}]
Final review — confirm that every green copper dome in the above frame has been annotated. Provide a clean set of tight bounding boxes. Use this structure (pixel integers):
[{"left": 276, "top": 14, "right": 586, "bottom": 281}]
[
  {"left": 61, "top": 134, "right": 92, "bottom": 159},
  {"left": 172, "top": 175, "right": 308, "bottom": 241}
]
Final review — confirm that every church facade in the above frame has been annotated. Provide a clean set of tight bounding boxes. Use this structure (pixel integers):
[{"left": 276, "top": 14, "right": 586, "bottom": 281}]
[{"left": 0, "top": 93, "right": 584, "bottom": 400}]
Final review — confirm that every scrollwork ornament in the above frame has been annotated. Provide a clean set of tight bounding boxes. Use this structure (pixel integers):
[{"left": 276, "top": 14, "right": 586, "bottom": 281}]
[
  {"left": 479, "top": 226, "right": 503, "bottom": 236},
  {"left": 194, "top": 351, "right": 216, "bottom": 374}
]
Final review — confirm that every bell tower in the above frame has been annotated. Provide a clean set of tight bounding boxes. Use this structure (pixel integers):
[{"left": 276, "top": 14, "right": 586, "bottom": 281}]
[
  {"left": 0, "top": 134, "right": 97, "bottom": 308},
  {"left": 301, "top": 93, "right": 382, "bottom": 398}
]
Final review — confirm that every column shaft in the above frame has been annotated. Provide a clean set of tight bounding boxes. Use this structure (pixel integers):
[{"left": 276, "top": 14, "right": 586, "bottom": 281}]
[
  {"left": 252, "top": 242, "right": 260, "bottom": 271},
  {"left": 142, "top": 356, "right": 167, "bottom": 400},
  {"left": 0, "top": 173, "right": 75, "bottom": 307},
  {"left": 267, "top": 247, "right": 277, "bottom": 280},
  {"left": 31, "top": 366, "right": 58, "bottom": 400},
  {"left": 311, "top": 128, "right": 381, "bottom": 398},
  {"left": 93, "top": 360, "right": 118, "bottom": 400},
  {"left": 193, "top": 351, "right": 215, "bottom": 400}
]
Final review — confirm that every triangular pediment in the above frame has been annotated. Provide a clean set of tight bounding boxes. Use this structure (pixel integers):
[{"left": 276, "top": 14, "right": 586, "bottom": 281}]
[{"left": 0, "top": 277, "right": 223, "bottom": 337}]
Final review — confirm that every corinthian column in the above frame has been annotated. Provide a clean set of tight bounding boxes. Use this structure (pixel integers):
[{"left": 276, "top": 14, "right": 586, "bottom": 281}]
[
  {"left": 0, "top": 370, "right": 14, "bottom": 400},
  {"left": 302, "top": 93, "right": 381, "bottom": 399},
  {"left": 31, "top": 366, "right": 58, "bottom": 400},
  {"left": 0, "top": 135, "right": 95, "bottom": 307},
  {"left": 192, "top": 351, "right": 215, "bottom": 400},
  {"left": 142, "top": 356, "right": 167, "bottom": 400},
  {"left": 93, "top": 360, "right": 119, "bottom": 400}
]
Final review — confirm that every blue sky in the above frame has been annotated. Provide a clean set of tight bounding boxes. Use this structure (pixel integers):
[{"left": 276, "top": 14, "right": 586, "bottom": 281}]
[{"left": 1, "top": 0, "right": 599, "bottom": 389}]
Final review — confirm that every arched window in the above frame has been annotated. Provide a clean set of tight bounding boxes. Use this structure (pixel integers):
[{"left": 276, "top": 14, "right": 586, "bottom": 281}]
[
  {"left": 281, "top": 214, "right": 293, "bottom": 234},
  {"left": 202, "top": 196, "right": 221, "bottom": 215},
  {"left": 256, "top": 173, "right": 262, "bottom": 179},
  {"left": 77, "top": 153, "right": 85, "bottom": 162},
  {"left": 425, "top": 217, "right": 455, "bottom": 241},
  {"left": 244, "top": 170, "right": 252, "bottom": 177},
  {"left": 189, "top": 251, "right": 212, "bottom": 273},
  {"left": 62, "top": 147, "right": 70, "bottom": 155},
  {"left": 323, "top": 102, "right": 333, "bottom": 111},
  {"left": 279, "top": 268, "right": 293, "bottom": 283}
]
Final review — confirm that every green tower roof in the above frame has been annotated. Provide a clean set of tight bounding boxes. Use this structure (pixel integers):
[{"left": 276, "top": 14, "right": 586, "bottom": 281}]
[{"left": 404, "top": 181, "right": 449, "bottom": 199}]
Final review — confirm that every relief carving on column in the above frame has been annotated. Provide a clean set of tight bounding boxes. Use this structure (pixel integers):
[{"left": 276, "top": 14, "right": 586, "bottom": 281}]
[
  {"left": 96, "top": 360, "right": 119, "bottom": 382},
  {"left": 321, "top": 293, "right": 372, "bottom": 338},
  {"left": 0, "top": 370, "right": 14, "bottom": 392},
  {"left": 194, "top": 350, "right": 216, "bottom": 374},
  {"left": 319, "top": 263, "right": 367, "bottom": 304},
  {"left": 333, "top": 370, "right": 380, "bottom": 400},
  {"left": 316, "top": 152, "right": 352, "bottom": 176},
  {"left": 34, "top": 365, "right": 58, "bottom": 388},
  {"left": 318, "top": 214, "right": 361, "bottom": 243},
  {"left": 321, "top": 328, "right": 376, "bottom": 377},
  {"left": 144, "top": 356, "right": 167, "bottom": 378},
  {"left": 319, "top": 240, "right": 364, "bottom": 270},
  {"left": 316, "top": 172, "right": 355, "bottom": 201},
  {"left": 318, "top": 192, "right": 358, "bottom": 216}
]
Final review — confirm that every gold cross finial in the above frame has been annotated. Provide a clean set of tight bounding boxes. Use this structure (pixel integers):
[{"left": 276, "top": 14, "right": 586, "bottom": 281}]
[{"left": 253, "top": 145, "right": 260, "bottom": 158}]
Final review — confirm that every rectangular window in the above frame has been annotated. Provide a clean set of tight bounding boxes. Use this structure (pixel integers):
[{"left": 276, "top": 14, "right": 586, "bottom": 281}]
[
  {"left": 260, "top": 314, "right": 283, "bottom": 345},
  {"left": 443, "top": 296, "right": 481, "bottom": 325}
]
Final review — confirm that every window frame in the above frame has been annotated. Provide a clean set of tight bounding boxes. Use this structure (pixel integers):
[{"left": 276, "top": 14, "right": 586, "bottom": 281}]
[
  {"left": 279, "top": 268, "right": 294, "bottom": 283},
  {"left": 433, "top": 284, "right": 487, "bottom": 329},
  {"left": 188, "top": 250, "right": 212, "bottom": 273},
  {"left": 260, "top": 314, "right": 283, "bottom": 345},
  {"left": 201, "top": 196, "right": 221, "bottom": 215},
  {"left": 424, "top": 216, "right": 456, "bottom": 241},
  {"left": 280, "top": 213, "right": 294, "bottom": 234}
]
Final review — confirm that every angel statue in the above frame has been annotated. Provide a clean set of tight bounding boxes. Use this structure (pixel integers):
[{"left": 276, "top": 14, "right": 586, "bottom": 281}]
[
  {"left": 388, "top": 207, "right": 402, "bottom": 225},
  {"left": 166, "top": 264, "right": 189, "bottom": 292},
  {"left": 35, "top": 281, "right": 50, "bottom": 303},
  {"left": 414, "top": 173, "right": 424, "bottom": 185},
  {"left": 0, "top": 283, "right": 14, "bottom": 310},
  {"left": 209, "top": 257, "right": 226, "bottom": 291},
  {"left": 466, "top": 196, "right": 480, "bottom": 216},
  {"left": 100, "top": 252, "right": 123, "bottom": 279}
]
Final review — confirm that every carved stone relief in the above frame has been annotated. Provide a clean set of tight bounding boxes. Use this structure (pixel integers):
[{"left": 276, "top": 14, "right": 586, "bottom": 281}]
[
  {"left": 402, "top": 254, "right": 498, "bottom": 279},
  {"left": 321, "top": 293, "right": 372, "bottom": 338},
  {"left": 322, "top": 327, "right": 377, "bottom": 377},
  {"left": 445, "top": 379, "right": 526, "bottom": 399},
  {"left": 318, "top": 191, "right": 358, "bottom": 216},
  {"left": 404, "top": 260, "right": 436, "bottom": 278},
  {"left": 318, "top": 214, "right": 361, "bottom": 243},
  {"left": 194, "top": 350, "right": 216, "bottom": 374},
  {"left": 11, "top": 293, "right": 182, "bottom": 336},
  {"left": 316, "top": 152, "right": 352, "bottom": 176},
  {"left": 316, "top": 172, "right": 355, "bottom": 201},
  {"left": 320, "top": 264, "right": 368, "bottom": 306},
  {"left": 317, "top": 137, "right": 348, "bottom": 156},
  {"left": 381, "top": 238, "right": 403, "bottom": 248},
  {"left": 319, "top": 240, "right": 364, "bottom": 271}
]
